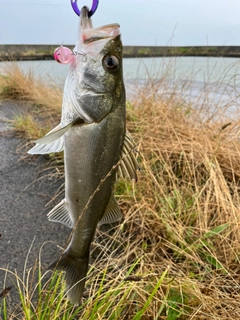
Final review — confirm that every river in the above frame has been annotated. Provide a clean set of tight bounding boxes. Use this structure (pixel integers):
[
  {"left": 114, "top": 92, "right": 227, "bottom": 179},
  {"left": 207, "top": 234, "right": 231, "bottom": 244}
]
[
  {"left": 1, "top": 56, "right": 240, "bottom": 85},
  {"left": 1, "top": 56, "right": 240, "bottom": 118}
]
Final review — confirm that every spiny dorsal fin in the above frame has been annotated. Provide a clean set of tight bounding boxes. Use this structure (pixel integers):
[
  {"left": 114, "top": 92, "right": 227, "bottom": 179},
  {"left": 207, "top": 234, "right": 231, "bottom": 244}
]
[
  {"left": 47, "top": 199, "right": 73, "bottom": 228},
  {"left": 98, "top": 195, "right": 123, "bottom": 226},
  {"left": 117, "top": 131, "right": 140, "bottom": 182}
]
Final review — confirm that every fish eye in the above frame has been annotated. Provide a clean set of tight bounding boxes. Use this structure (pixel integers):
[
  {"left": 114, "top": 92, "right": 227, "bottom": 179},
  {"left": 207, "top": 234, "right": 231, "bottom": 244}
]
[{"left": 103, "top": 55, "right": 119, "bottom": 70}]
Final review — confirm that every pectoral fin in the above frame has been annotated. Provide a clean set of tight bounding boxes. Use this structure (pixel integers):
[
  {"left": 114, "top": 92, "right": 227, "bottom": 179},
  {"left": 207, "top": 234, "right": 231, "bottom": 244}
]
[
  {"left": 28, "top": 118, "right": 85, "bottom": 155},
  {"left": 28, "top": 137, "right": 65, "bottom": 154},
  {"left": 47, "top": 199, "right": 73, "bottom": 228},
  {"left": 117, "top": 132, "right": 140, "bottom": 182},
  {"left": 98, "top": 195, "right": 123, "bottom": 226}
]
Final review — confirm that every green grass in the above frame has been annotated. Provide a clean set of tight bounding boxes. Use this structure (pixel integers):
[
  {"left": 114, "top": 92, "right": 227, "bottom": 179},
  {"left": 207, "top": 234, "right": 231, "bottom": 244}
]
[{"left": 1, "top": 60, "right": 240, "bottom": 318}]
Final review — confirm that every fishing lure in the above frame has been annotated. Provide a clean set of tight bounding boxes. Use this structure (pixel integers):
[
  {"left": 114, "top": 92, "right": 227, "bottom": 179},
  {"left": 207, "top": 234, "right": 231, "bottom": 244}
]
[
  {"left": 53, "top": 46, "right": 74, "bottom": 64},
  {"left": 54, "top": 0, "right": 99, "bottom": 64}
]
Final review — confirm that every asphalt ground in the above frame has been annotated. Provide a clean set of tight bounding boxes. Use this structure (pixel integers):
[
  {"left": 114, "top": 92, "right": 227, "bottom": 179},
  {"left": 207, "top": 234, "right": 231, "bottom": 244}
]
[{"left": 0, "top": 101, "right": 70, "bottom": 312}]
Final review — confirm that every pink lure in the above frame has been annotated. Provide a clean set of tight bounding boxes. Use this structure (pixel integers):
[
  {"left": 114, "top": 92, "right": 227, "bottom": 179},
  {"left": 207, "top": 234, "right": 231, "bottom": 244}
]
[{"left": 53, "top": 46, "right": 74, "bottom": 64}]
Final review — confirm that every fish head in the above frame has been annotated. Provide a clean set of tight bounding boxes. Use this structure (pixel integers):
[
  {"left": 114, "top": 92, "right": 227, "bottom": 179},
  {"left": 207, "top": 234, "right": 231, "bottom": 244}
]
[{"left": 66, "top": 6, "right": 125, "bottom": 123}]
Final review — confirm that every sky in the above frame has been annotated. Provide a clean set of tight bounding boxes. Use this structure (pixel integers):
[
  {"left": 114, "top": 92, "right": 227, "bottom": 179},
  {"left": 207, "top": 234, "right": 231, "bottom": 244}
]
[{"left": 0, "top": 0, "right": 239, "bottom": 46}]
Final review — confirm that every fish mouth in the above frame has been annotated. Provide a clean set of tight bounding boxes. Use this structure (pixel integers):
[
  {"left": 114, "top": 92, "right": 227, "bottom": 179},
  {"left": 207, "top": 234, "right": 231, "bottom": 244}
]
[
  {"left": 83, "top": 24, "right": 120, "bottom": 44},
  {"left": 80, "top": 6, "right": 89, "bottom": 18},
  {"left": 79, "top": 6, "right": 120, "bottom": 45}
]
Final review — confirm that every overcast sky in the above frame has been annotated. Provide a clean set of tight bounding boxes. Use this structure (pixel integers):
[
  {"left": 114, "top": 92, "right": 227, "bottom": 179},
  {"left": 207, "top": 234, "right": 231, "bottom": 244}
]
[{"left": 0, "top": 0, "right": 239, "bottom": 46}]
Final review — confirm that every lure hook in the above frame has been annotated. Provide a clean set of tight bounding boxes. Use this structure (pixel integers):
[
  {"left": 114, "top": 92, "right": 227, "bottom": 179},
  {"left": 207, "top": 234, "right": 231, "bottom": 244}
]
[{"left": 71, "top": 0, "right": 99, "bottom": 17}]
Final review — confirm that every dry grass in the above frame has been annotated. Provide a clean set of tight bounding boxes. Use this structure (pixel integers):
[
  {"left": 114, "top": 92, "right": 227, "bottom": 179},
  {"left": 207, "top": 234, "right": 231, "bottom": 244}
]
[
  {"left": 1, "top": 61, "right": 240, "bottom": 318},
  {"left": 0, "top": 62, "right": 62, "bottom": 140},
  {"left": 121, "top": 81, "right": 240, "bottom": 318}
]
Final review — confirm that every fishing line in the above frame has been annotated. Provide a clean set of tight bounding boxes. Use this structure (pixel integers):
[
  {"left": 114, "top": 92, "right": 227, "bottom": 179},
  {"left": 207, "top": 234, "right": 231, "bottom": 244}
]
[
  {"left": 0, "top": 2, "right": 78, "bottom": 48},
  {"left": 0, "top": 4, "right": 69, "bottom": 7},
  {"left": 58, "top": 0, "right": 99, "bottom": 54},
  {"left": 58, "top": 17, "right": 79, "bottom": 49},
  {"left": 54, "top": 1, "right": 100, "bottom": 64}
]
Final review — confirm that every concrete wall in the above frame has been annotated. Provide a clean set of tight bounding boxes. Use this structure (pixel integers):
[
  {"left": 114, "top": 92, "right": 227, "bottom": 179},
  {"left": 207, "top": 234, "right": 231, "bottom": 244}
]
[{"left": 0, "top": 44, "right": 240, "bottom": 60}]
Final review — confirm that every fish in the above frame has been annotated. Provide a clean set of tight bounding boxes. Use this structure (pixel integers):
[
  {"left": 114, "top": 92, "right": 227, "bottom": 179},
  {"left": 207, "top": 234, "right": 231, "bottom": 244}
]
[{"left": 28, "top": 6, "right": 138, "bottom": 304}]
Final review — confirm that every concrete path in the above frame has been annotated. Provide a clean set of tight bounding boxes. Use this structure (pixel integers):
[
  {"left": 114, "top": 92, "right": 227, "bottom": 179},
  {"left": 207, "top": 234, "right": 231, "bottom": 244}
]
[{"left": 0, "top": 101, "right": 69, "bottom": 310}]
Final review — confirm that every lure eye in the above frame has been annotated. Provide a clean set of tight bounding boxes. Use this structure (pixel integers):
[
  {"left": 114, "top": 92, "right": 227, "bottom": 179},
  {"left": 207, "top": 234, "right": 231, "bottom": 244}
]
[{"left": 103, "top": 55, "right": 119, "bottom": 70}]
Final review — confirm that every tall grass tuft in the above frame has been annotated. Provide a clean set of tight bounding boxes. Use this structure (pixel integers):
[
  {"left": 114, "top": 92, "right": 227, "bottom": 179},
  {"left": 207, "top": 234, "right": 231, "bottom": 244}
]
[{"left": 1, "top": 60, "right": 240, "bottom": 318}]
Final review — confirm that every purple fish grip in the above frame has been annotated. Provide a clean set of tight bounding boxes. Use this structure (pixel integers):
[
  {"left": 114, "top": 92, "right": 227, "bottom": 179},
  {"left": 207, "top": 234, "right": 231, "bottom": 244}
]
[{"left": 71, "top": 0, "right": 99, "bottom": 17}]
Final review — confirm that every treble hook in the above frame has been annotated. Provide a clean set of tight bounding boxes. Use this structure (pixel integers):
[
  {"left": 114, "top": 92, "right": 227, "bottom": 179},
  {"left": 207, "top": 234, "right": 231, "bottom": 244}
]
[{"left": 71, "top": 0, "right": 99, "bottom": 17}]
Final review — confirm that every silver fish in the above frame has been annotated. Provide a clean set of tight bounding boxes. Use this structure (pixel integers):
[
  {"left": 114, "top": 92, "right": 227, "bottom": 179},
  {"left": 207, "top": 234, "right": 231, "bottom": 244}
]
[{"left": 28, "top": 7, "right": 138, "bottom": 304}]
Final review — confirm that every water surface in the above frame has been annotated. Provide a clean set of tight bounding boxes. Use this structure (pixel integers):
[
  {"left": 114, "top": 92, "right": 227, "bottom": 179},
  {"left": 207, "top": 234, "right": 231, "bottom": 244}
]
[
  {"left": 1, "top": 56, "right": 240, "bottom": 118},
  {"left": 1, "top": 56, "right": 239, "bottom": 86}
]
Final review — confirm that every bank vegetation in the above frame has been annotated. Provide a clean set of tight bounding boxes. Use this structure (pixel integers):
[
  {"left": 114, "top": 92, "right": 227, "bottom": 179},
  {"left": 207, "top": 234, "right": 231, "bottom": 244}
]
[{"left": 1, "top": 61, "right": 240, "bottom": 319}]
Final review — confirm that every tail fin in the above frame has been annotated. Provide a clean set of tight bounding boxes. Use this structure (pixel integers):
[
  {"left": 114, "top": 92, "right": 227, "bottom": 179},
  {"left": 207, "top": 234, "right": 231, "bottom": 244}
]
[{"left": 48, "top": 252, "right": 89, "bottom": 304}]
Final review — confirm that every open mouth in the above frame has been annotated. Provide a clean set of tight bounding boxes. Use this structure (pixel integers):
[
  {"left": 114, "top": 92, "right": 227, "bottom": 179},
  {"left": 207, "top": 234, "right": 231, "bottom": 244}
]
[{"left": 82, "top": 23, "right": 120, "bottom": 44}]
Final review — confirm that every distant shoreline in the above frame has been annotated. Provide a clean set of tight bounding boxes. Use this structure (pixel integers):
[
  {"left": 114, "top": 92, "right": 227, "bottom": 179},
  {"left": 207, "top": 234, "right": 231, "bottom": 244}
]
[{"left": 0, "top": 45, "right": 240, "bottom": 60}]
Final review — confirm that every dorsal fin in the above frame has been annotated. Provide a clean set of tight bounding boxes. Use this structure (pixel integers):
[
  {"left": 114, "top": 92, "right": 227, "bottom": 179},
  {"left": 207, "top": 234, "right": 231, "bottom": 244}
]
[{"left": 117, "top": 131, "right": 140, "bottom": 182}]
